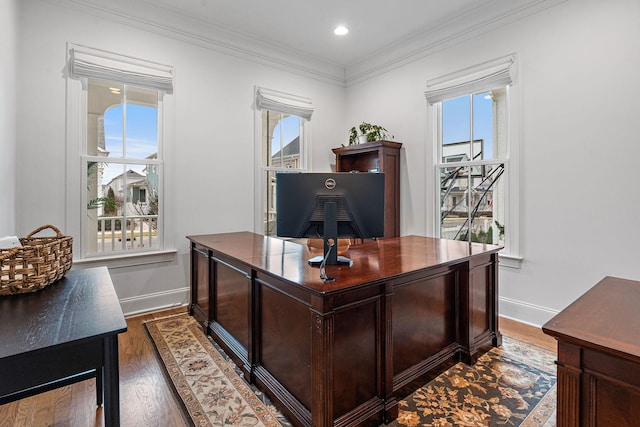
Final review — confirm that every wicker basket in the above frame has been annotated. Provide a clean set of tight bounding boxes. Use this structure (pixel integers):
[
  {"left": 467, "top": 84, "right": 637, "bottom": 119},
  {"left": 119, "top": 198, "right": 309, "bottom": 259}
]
[{"left": 0, "top": 225, "right": 73, "bottom": 296}]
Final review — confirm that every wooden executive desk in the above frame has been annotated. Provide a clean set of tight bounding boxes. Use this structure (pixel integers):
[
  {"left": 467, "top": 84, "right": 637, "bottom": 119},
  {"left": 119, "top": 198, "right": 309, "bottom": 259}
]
[{"left": 188, "top": 232, "right": 502, "bottom": 427}]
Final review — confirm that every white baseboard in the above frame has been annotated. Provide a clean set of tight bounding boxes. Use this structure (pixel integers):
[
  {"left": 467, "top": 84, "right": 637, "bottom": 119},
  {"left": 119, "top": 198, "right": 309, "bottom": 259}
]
[
  {"left": 119, "top": 287, "right": 190, "bottom": 317},
  {"left": 499, "top": 296, "right": 559, "bottom": 328}
]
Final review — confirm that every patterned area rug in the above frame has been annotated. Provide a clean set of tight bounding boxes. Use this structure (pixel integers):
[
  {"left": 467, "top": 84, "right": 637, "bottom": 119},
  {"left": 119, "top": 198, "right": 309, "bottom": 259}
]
[
  {"left": 144, "top": 314, "right": 291, "bottom": 426},
  {"left": 145, "top": 314, "right": 556, "bottom": 427},
  {"left": 388, "top": 337, "right": 557, "bottom": 427}
]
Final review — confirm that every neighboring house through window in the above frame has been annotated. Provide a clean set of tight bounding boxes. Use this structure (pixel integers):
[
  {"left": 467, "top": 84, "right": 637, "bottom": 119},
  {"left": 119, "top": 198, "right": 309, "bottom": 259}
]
[
  {"left": 66, "top": 44, "right": 174, "bottom": 261},
  {"left": 254, "top": 87, "right": 313, "bottom": 236},
  {"left": 426, "top": 54, "right": 521, "bottom": 267}
]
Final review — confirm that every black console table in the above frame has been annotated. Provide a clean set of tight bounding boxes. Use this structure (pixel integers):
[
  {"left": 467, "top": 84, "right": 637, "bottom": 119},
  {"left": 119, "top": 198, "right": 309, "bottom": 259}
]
[{"left": 0, "top": 266, "right": 127, "bottom": 426}]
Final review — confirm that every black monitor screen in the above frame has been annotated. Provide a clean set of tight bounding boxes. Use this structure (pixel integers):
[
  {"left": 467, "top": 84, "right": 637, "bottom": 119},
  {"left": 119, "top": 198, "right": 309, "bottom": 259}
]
[{"left": 276, "top": 172, "right": 385, "bottom": 265}]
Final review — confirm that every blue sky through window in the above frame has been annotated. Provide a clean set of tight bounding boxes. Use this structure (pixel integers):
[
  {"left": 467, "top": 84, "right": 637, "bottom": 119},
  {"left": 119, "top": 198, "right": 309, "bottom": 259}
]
[
  {"left": 102, "top": 103, "right": 158, "bottom": 183},
  {"left": 442, "top": 91, "right": 493, "bottom": 159},
  {"left": 271, "top": 115, "right": 300, "bottom": 156}
]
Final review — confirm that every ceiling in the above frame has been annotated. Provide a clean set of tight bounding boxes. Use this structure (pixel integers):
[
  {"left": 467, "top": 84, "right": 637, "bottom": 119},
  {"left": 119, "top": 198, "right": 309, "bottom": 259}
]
[
  {"left": 146, "top": 0, "right": 492, "bottom": 66},
  {"left": 67, "top": 0, "right": 563, "bottom": 84}
]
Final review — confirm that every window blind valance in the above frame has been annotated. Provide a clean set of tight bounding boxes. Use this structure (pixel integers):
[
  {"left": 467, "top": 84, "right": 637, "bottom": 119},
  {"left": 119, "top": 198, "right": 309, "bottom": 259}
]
[
  {"left": 68, "top": 45, "right": 173, "bottom": 93},
  {"left": 256, "top": 87, "right": 314, "bottom": 121},
  {"left": 425, "top": 55, "right": 514, "bottom": 104}
]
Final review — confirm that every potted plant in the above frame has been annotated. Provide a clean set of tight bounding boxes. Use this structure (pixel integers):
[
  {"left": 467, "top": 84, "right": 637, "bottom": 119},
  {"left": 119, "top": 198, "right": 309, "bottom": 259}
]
[{"left": 348, "top": 122, "right": 393, "bottom": 145}]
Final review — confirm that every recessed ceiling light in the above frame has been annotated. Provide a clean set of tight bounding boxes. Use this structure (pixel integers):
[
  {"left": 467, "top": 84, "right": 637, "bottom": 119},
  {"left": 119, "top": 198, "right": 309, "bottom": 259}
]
[{"left": 334, "top": 25, "right": 349, "bottom": 36}]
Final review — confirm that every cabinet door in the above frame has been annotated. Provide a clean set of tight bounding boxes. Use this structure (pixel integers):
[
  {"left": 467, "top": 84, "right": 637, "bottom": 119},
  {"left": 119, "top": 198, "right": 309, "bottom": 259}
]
[
  {"left": 333, "top": 141, "right": 402, "bottom": 237},
  {"left": 190, "top": 244, "right": 210, "bottom": 327}
]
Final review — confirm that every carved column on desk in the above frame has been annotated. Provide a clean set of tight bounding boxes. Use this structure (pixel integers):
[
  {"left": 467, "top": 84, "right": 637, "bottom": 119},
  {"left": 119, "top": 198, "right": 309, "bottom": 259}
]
[
  {"left": 555, "top": 342, "right": 581, "bottom": 427},
  {"left": 457, "top": 261, "right": 473, "bottom": 365},
  {"left": 383, "top": 281, "right": 398, "bottom": 423},
  {"left": 458, "top": 252, "right": 502, "bottom": 365},
  {"left": 311, "top": 304, "right": 334, "bottom": 427}
]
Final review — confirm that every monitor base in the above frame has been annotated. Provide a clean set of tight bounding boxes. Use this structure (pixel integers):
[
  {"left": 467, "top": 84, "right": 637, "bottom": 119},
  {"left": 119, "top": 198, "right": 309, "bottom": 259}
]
[{"left": 308, "top": 255, "right": 353, "bottom": 267}]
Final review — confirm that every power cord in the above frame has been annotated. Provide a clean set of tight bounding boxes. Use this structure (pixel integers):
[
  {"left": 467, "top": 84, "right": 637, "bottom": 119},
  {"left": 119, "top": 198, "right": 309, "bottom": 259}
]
[{"left": 319, "top": 239, "right": 336, "bottom": 282}]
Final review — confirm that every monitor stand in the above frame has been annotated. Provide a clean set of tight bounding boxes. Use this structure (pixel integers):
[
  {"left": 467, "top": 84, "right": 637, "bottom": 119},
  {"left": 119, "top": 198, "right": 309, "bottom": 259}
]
[
  {"left": 308, "top": 254, "right": 353, "bottom": 267},
  {"left": 307, "top": 202, "right": 353, "bottom": 267}
]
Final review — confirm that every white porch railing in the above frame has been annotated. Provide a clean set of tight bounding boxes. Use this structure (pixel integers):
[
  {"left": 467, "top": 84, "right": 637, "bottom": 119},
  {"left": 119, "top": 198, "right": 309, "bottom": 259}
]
[{"left": 95, "top": 215, "right": 158, "bottom": 253}]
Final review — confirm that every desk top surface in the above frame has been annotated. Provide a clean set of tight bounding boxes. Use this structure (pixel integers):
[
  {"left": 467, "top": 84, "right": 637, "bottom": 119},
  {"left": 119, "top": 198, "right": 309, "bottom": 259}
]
[
  {"left": 188, "top": 232, "right": 502, "bottom": 293},
  {"left": 0, "top": 266, "right": 127, "bottom": 359},
  {"left": 543, "top": 276, "right": 640, "bottom": 360}
]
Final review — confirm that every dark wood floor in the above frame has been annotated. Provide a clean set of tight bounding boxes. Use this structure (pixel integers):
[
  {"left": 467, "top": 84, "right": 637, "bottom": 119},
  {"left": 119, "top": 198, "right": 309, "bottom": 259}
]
[{"left": 0, "top": 308, "right": 556, "bottom": 426}]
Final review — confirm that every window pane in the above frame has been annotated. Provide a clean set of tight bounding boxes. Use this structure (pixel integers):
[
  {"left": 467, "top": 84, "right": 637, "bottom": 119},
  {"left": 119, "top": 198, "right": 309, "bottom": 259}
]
[
  {"left": 264, "top": 111, "right": 301, "bottom": 168},
  {"left": 88, "top": 80, "right": 123, "bottom": 157},
  {"left": 441, "top": 95, "right": 470, "bottom": 163},
  {"left": 261, "top": 109, "right": 303, "bottom": 236},
  {"left": 440, "top": 163, "right": 505, "bottom": 245},
  {"left": 264, "top": 170, "right": 277, "bottom": 236},
  {"left": 125, "top": 86, "right": 158, "bottom": 159},
  {"left": 89, "top": 162, "right": 159, "bottom": 253},
  {"left": 473, "top": 91, "right": 494, "bottom": 161},
  {"left": 440, "top": 165, "right": 470, "bottom": 241},
  {"left": 87, "top": 161, "right": 120, "bottom": 253},
  {"left": 470, "top": 163, "right": 505, "bottom": 245}
]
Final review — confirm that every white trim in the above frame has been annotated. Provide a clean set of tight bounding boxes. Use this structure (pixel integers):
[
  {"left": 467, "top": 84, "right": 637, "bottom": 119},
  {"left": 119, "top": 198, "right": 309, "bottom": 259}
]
[
  {"left": 68, "top": 44, "right": 174, "bottom": 93},
  {"left": 427, "top": 53, "right": 522, "bottom": 264},
  {"left": 253, "top": 86, "right": 312, "bottom": 234},
  {"left": 118, "top": 286, "right": 189, "bottom": 317},
  {"left": 65, "top": 61, "right": 84, "bottom": 248},
  {"left": 47, "top": 0, "right": 567, "bottom": 87},
  {"left": 161, "top": 87, "right": 175, "bottom": 252},
  {"left": 256, "top": 87, "right": 314, "bottom": 121},
  {"left": 345, "top": 0, "right": 567, "bottom": 86},
  {"left": 47, "top": 0, "right": 345, "bottom": 86},
  {"left": 253, "top": 99, "right": 264, "bottom": 234},
  {"left": 499, "top": 253, "right": 523, "bottom": 269},
  {"left": 499, "top": 296, "right": 559, "bottom": 328},
  {"left": 65, "top": 42, "right": 175, "bottom": 262},
  {"left": 504, "top": 80, "right": 522, "bottom": 264},
  {"left": 73, "top": 249, "right": 177, "bottom": 269},
  {"left": 425, "top": 54, "right": 514, "bottom": 104}
]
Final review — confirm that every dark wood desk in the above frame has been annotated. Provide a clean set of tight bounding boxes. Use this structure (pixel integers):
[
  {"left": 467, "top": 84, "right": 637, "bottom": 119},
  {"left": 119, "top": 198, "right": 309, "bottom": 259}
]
[
  {"left": 188, "top": 232, "right": 501, "bottom": 427},
  {"left": 0, "top": 266, "right": 127, "bottom": 427},
  {"left": 543, "top": 276, "right": 640, "bottom": 427}
]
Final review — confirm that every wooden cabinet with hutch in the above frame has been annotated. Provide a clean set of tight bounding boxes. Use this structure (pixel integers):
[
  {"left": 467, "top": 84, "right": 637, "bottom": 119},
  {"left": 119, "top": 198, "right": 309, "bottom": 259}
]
[{"left": 332, "top": 140, "right": 402, "bottom": 238}]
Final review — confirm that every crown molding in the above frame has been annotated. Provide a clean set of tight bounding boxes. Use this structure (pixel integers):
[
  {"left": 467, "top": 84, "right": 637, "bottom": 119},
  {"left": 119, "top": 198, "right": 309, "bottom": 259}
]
[
  {"left": 345, "top": 0, "right": 568, "bottom": 86},
  {"left": 44, "top": 0, "right": 566, "bottom": 88},
  {"left": 45, "top": 0, "right": 347, "bottom": 87}
]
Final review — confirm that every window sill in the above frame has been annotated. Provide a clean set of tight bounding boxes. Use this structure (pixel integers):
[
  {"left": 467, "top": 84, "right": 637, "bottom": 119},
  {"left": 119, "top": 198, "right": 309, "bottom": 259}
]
[
  {"left": 499, "top": 253, "right": 523, "bottom": 269},
  {"left": 73, "top": 249, "right": 177, "bottom": 270}
]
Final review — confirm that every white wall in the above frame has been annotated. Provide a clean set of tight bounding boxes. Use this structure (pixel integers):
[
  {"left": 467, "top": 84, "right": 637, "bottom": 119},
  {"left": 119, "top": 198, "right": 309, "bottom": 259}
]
[
  {"left": 14, "top": 0, "right": 640, "bottom": 325},
  {"left": 346, "top": 0, "right": 640, "bottom": 325},
  {"left": 0, "top": 0, "right": 17, "bottom": 235},
  {"left": 15, "top": 0, "right": 345, "bottom": 314}
]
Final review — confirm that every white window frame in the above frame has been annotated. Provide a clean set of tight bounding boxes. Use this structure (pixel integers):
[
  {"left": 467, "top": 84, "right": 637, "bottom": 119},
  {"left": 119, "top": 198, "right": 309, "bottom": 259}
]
[
  {"left": 425, "top": 54, "right": 522, "bottom": 268},
  {"left": 65, "top": 43, "right": 175, "bottom": 268},
  {"left": 253, "top": 86, "right": 313, "bottom": 235}
]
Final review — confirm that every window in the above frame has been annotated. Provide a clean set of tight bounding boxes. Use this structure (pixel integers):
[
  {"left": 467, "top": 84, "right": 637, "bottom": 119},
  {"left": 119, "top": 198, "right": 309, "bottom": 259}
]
[
  {"left": 254, "top": 87, "right": 313, "bottom": 236},
  {"left": 66, "top": 44, "right": 174, "bottom": 262},
  {"left": 426, "top": 54, "right": 521, "bottom": 266},
  {"left": 438, "top": 90, "right": 507, "bottom": 245}
]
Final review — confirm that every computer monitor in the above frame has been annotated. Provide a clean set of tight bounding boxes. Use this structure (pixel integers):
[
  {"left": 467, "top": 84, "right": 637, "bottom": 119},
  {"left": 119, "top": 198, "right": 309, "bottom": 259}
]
[{"left": 276, "top": 172, "right": 385, "bottom": 267}]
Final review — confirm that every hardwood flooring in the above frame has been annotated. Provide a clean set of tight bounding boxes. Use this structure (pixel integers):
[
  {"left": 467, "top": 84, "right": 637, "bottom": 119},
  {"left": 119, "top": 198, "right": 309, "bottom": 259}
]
[
  {"left": 0, "top": 309, "right": 557, "bottom": 427},
  {"left": 0, "top": 307, "right": 191, "bottom": 427}
]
